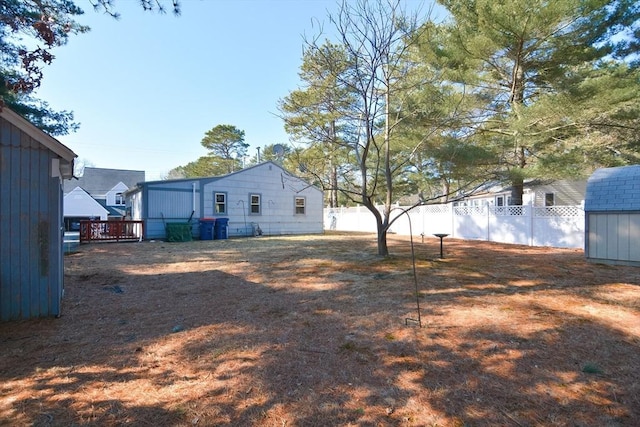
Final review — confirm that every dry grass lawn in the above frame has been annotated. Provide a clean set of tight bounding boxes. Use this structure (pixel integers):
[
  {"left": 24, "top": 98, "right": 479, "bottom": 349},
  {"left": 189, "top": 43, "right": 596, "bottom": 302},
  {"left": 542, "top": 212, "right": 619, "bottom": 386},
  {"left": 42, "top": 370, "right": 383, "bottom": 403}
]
[{"left": 1, "top": 232, "right": 639, "bottom": 426}]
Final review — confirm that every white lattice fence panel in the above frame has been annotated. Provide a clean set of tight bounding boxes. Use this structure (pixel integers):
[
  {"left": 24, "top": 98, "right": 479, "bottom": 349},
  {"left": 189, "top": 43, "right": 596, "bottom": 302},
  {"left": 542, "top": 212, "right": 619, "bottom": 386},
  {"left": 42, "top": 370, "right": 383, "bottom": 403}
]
[
  {"left": 491, "top": 206, "right": 527, "bottom": 216},
  {"left": 454, "top": 206, "right": 486, "bottom": 216},
  {"left": 422, "top": 205, "right": 450, "bottom": 215},
  {"left": 534, "top": 206, "right": 584, "bottom": 217}
]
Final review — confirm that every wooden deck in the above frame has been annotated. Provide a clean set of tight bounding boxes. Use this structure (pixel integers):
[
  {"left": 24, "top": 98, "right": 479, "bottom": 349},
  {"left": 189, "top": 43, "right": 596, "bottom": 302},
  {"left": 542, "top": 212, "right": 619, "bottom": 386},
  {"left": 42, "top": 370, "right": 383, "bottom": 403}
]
[{"left": 79, "top": 220, "right": 144, "bottom": 243}]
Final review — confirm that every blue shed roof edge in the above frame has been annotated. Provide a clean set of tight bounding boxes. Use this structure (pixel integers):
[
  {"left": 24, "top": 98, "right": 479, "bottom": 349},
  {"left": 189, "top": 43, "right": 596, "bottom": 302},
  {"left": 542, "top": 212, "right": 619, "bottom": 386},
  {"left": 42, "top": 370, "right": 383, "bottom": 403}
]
[{"left": 584, "top": 165, "right": 640, "bottom": 212}]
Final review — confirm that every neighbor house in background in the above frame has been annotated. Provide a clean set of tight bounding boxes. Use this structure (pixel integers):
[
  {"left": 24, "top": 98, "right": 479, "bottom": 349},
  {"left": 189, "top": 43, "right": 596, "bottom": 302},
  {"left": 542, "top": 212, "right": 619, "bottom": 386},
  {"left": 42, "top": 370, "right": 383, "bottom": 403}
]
[
  {"left": 63, "top": 167, "right": 145, "bottom": 230},
  {"left": 126, "top": 161, "right": 323, "bottom": 240},
  {"left": 454, "top": 179, "right": 586, "bottom": 207},
  {"left": 0, "top": 107, "right": 76, "bottom": 321},
  {"left": 585, "top": 165, "right": 640, "bottom": 266}
]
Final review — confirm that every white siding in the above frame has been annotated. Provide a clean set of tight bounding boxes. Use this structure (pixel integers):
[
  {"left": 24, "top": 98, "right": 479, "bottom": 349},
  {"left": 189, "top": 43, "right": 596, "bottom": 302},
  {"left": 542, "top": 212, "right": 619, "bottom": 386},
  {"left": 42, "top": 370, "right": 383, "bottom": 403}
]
[
  {"left": 63, "top": 187, "right": 109, "bottom": 220},
  {"left": 203, "top": 163, "right": 323, "bottom": 237},
  {"left": 130, "top": 191, "right": 143, "bottom": 220},
  {"left": 105, "top": 182, "right": 129, "bottom": 206}
]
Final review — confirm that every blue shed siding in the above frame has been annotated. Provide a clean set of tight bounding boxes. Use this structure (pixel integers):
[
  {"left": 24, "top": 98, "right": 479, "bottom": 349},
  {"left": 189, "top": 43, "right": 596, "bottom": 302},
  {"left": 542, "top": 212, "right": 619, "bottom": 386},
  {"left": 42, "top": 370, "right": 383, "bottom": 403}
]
[{"left": 0, "top": 117, "right": 65, "bottom": 321}]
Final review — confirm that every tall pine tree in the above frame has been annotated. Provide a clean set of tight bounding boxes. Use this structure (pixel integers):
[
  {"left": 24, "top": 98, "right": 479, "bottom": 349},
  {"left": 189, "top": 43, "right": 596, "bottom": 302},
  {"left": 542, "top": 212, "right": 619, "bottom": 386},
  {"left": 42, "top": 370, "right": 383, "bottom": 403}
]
[{"left": 437, "top": 0, "right": 639, "bottom": 204}]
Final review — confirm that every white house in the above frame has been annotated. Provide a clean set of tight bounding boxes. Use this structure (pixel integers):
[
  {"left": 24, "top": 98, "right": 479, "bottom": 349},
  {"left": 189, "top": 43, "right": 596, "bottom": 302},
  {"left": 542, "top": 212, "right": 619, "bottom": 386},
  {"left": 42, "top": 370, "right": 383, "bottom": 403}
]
[
  {"left": 63, "top": 167, "right": 145, "bottom": 230},
  {"left": 455, "top": 179, "right": 586, "bottom": 207},
  {"left": 63, "top": 187, "right": 110, "bottom": 226},
  {"left": 127, "top": 161, "right": 324, "bottom": 240}
]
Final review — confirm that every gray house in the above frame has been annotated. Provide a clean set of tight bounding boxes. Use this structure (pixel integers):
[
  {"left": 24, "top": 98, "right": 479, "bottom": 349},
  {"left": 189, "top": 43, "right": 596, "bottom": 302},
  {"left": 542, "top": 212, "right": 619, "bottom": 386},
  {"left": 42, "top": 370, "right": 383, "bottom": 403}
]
[
  {"left": 127, "top": 161, "right": 323, "bottom": 240},
  {"left": 0, "top": 107, "right": 76, "bottom": 321},
  {"left": 585, "top": 165, "right": 640, "bottom": 266}
]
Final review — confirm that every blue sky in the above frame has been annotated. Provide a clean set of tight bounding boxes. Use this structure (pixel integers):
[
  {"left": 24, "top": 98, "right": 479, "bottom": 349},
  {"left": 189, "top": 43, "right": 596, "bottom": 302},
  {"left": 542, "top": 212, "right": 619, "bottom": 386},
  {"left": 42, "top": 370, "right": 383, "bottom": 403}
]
[{"left": 35, "top": 0, "right": 433, "bottom": 180}]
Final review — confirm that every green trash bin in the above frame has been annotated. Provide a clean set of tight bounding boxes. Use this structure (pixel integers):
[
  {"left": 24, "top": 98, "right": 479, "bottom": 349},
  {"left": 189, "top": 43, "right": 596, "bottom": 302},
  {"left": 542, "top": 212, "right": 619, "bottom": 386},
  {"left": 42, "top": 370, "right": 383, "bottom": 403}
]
[{"left": 165, "top": 222, "right": 193, "bottom": 242}]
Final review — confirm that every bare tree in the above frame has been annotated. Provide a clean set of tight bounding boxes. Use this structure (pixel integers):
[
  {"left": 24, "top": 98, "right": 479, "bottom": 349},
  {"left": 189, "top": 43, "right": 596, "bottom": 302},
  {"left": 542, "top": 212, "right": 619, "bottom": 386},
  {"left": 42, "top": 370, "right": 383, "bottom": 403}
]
[
  {"left": 314, "top": 0, "right": 424, "bottom": 255},
  {"left": 292, "top": 0, "right": 493, "bottom": 255}
]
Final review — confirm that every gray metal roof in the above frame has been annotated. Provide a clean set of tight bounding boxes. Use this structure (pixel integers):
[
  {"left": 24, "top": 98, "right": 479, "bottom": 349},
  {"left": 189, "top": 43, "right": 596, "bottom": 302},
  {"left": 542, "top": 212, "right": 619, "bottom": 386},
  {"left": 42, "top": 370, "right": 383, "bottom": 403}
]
[
  {"left": 63, "top": 167, "right": 145, "bottom": 198},
  {"left": 585, "top": 165, "right": 640, "bottom": 212}
]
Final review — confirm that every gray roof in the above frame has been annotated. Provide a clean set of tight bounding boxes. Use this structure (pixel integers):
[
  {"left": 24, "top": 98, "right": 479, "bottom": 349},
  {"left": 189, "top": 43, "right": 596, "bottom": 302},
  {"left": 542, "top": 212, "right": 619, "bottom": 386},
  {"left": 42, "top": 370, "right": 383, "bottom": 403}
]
[
  {"left": 585, "top": 165, "right": 640, "bottom": 212},
  {"left": 63, "top": 167, "right": 145, "bottom": 198},
  {"left": 96, "top": 199, "right": 126, "bottom": 216},
  {"left": 130, "top": 161, "right": 294, "bottom": 189}
]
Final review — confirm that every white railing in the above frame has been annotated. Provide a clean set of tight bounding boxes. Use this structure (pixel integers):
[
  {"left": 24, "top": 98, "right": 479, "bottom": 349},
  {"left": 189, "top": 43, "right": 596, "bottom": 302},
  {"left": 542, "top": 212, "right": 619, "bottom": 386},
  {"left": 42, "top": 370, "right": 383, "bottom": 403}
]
[{"left": 324, "top": 203, "right": 585, "bottom": 249}]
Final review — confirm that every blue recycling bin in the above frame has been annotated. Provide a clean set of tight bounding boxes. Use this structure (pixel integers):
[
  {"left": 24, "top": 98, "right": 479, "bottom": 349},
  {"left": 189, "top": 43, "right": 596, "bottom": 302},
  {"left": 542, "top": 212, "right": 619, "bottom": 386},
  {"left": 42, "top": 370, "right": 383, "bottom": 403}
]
[
  {"left": 199, "top": 218, "right": 215, "bottom": 240},
  {"left": 214, "top": 217, "right": 229, "bottom": 240}
]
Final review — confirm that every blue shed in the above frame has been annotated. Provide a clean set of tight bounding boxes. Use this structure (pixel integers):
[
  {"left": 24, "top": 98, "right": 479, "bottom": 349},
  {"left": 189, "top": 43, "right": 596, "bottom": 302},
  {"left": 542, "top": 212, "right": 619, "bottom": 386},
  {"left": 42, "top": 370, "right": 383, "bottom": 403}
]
[
  {"left": 0, "top": 107, "right": 76, "bottom": 321},
  {"left": 584, "top": 165, "right": 640, "bottom": 266}
]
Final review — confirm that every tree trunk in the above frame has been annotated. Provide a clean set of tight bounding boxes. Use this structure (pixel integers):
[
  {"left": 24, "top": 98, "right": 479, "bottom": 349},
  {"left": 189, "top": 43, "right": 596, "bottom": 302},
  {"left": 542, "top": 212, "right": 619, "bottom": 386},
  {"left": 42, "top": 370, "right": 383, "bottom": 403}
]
[
  {"left": 328, "top": 120, "right": 339, "bottom": 208},
  {"left": 511, "top": 176, "right": 524, "bottom": 206},
  {"left": 442, "top": 179, "right": 450, "bottom": 202},
  {"left": 510, "top": 42, "right": 526, "bottom": 207},
  {"left": 376, "top": 84, "right": 392, "bottom": 257},
  {"left": 361, "top": 201, "right": 389, "bottom": 256},
  {"left": 377, "top": 224, "right": 389, "bottom": 256},
  {"left": 329, "top": 154, "right": 338, "bottom": 208},
  {"left": 510, "top": 145, "right": 527, "bottom": 205},
  {"left": 330, "top": 163, "right": 338, "bottom": 208}
]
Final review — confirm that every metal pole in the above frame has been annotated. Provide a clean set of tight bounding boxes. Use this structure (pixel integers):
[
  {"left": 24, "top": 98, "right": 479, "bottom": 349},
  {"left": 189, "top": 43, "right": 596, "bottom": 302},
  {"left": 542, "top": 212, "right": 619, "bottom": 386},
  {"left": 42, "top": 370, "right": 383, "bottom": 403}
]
[{"left": 393, "top": 207, "right": 422, "bottom": 328}]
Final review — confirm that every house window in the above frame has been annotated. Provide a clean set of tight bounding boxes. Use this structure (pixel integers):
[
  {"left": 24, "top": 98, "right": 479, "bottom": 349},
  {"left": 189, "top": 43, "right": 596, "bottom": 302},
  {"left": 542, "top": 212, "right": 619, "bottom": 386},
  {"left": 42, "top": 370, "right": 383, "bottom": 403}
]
[
  {"left": 250, "top": 194, "right": 261, "bottom": 214},
  {"left": 295, "top": 196, "right": 306, "bottom": 215},
  {"left": 115, "top": 192, "right": 125, "bottom": 206},
  {"left": 545, "top": 192, "right": 555, "bottom": 206},
  {"left": 496, "top": 196, "right": 504, "bottom": 207},
  {"left": 215, "top": 192, "right": 227, "bottom": 214}
]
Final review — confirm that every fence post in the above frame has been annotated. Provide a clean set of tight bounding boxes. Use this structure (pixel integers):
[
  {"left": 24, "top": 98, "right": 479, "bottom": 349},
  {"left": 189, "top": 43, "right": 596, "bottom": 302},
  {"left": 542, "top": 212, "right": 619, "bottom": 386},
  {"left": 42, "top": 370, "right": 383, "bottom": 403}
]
[
  {"left": 450, "top": 203, "right": 455, "bottom": 238},
  {"left": 528, "top": 201, "right": 534, "bottom": 246},
  {"left": 486, "top": 204, "right": 491, "bottom": 242}
]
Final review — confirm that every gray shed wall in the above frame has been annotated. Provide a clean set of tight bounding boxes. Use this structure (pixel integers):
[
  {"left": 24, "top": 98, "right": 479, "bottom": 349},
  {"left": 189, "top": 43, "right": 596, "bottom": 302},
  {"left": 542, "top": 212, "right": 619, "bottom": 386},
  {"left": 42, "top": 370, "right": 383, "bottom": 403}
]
[
  {"left": 0, "top": 117, "right": 65, "bottom": 320},
  {"left": 585, "top": 166, "right": 640, "bottom": 266},
  {"left": 586, "top": 213, "right": 640, "bottom": 266}
]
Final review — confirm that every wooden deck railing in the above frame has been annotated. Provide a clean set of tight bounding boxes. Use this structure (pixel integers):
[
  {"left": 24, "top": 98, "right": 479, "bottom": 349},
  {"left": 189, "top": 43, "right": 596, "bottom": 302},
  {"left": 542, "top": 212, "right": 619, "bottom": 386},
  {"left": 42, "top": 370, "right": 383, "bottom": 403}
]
[{"left": 79, "top": 220, "right": 144, "bottom": 243}]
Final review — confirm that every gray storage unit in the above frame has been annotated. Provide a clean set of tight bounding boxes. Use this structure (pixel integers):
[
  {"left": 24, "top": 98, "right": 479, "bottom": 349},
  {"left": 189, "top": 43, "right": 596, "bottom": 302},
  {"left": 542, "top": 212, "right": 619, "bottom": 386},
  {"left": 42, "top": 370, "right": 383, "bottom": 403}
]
[{"left": 584, "top": 165, "right": 640, "bottom": 266}]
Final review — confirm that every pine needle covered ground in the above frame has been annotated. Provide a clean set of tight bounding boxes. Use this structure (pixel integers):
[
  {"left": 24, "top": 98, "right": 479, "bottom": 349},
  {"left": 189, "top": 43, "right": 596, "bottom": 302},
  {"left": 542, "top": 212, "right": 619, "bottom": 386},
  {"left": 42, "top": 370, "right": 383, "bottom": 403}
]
[{"left": 1, "top": 233, "right": 639, "bottom": 426}]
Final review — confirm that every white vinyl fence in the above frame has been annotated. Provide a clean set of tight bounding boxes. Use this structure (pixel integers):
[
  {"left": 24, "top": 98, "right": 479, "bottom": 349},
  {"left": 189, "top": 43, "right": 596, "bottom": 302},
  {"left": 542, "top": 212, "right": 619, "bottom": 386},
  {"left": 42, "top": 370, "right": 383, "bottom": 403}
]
[{"left": 324, "top": 203, "right": 585, "bottom": 249}]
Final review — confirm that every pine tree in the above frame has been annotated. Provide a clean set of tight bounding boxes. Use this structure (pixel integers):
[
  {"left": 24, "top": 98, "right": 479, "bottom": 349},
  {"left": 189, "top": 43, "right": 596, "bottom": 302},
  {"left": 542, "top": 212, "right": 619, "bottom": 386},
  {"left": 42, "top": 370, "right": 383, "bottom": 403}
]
[{"left": 437, "top": 0, "right": 639, "bottom": 204}]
